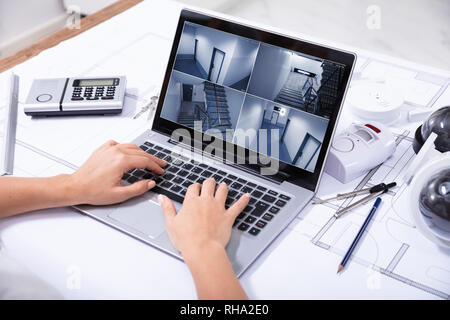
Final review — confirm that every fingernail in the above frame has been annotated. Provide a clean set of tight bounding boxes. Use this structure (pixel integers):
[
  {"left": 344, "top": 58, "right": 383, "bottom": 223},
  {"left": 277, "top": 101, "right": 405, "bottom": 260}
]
[
  {"left": 148, "top": 180, "right": 155, "bottom": 189},
  {"left": 245, "top": 193, "right": 250, "bottom": 197},
  {"left": 157, "top": 194, "right": 164, "bottom": 204}
]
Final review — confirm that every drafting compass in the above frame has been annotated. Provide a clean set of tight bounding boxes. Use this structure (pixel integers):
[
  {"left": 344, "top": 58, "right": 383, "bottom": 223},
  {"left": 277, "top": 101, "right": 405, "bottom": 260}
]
[{"left": 313, "top": 182, "right": 397, "bottom": 218}]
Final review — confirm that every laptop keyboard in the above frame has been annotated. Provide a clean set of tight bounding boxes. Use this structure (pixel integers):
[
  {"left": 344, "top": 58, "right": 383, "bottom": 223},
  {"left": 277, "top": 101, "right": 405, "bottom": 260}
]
[{"left": 121, "top": 141, "right": 291, "bottom": 237}]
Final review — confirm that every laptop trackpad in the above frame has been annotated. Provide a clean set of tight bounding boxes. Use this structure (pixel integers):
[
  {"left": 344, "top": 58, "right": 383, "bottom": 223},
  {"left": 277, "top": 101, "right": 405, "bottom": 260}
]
[{"left": 107, "top": 196, "right": 166, "bottom": 239}]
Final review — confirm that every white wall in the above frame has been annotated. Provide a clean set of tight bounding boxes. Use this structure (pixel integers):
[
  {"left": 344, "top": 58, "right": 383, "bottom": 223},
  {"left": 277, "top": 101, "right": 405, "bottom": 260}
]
[
  {"left": 177, "top": 24, "right": 196, "bottom": 56},
  {"left": 223, "top": 39, "right": 259, "bottom": 87},
  {"left": 282, "top": 109, "right": 328, "bottom": 165},
  {"left": 0, "top": 0, "right": 67, "bottom": 58},
  {"left": 224, "top": 88, "right": 245, "bottom": 129},
  {"left": 194, "top": 26, "right": 237, "bottom": 83},
  {"left": 234, "top": 95, "right": 265, "bottom": 150},
  {"left": 161, "top": 77, "right": 182, "bottom": 122},
  {"left": 247, "top": 44, "right": 291, "bottom": 100}
]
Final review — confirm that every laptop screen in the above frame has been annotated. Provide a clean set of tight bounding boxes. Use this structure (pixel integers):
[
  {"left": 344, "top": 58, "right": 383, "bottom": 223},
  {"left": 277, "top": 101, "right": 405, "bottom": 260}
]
[
  {"left": 154, "top": 10, "right": 355, "bottom": 191},
  {"left": 160, "top": 20, "right": 346, "bottom": 174}
]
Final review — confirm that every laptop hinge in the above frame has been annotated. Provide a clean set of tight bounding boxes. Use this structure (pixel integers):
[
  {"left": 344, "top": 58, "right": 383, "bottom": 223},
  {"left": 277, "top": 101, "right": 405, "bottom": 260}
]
[{"left": 167, "top": 138, "right": 286, "bottom": 185}]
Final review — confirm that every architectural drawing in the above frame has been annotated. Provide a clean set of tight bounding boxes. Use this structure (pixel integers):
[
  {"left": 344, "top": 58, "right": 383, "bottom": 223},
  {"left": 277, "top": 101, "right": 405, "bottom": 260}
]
[{"left": 291, "top": 56, "right": 450, "bottom": 299}]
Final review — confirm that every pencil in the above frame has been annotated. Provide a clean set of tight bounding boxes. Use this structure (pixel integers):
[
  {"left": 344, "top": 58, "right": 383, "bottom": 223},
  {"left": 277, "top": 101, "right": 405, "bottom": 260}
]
[{"left": 337, "top": 197, "right": 382, "bottom": 274}]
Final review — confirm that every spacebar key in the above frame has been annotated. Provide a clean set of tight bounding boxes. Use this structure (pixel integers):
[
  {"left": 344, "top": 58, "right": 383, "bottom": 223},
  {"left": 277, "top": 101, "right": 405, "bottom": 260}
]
[{"left": 151, "top": 186, "right": 185, "bottom": 203}]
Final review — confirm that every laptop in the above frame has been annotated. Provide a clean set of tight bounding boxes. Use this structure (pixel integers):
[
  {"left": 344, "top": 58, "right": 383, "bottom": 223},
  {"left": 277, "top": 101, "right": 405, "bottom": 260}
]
[{"left": 76, "top": 9, "right": 356, "bottom": 276}]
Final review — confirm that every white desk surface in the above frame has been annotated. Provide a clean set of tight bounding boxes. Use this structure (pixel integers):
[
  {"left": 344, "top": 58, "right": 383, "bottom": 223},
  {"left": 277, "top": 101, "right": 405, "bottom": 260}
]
[{"left": 0, "top": 0, "right": 449, "bottom": 299}]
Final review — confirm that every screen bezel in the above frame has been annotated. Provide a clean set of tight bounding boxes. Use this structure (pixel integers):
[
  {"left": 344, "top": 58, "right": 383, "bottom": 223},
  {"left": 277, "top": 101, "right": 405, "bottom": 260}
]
[{"left": 152, "top": 9, "right": 356, "bottom": 191}]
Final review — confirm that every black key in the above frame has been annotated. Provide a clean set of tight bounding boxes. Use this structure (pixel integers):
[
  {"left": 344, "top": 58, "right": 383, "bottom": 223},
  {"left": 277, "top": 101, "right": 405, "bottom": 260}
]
[
  {"left": 167, "top": 166, "right": 179, "bottom": 173},
  {"left": 154, "top": 145, "right": 163, "bottom": 150},
  {"left": 147, "top": 149, "right": 157, "bottom": 155},
  {"left": 172, "top": 177, "right": 184, "bottom": 184},
  {"left": 180, "top": 189, "right": 187, "bottom": 196},
  {"left": 142, "top": 172, "right": 153, "bottom": 179},
  {"left": 269, "top": 207, "right": 280, "bottom": 214},
  {"left": 163, "top": 155, "right": 172, "bottom": 162},
  {"left": 243, "top": 205, "right": 253, "bottom": 213},
  {"left": 192, "top": 167, "right": 203, "bottom": 174},
  {"left": 199, "top": 163, "right": 208, "bottom": 168},
  {"left": 101, "top": 96, "right": 114, "bottom": 100},
  {"left": 155, "top": 152, "right": 166, "bottom": 158},
  {"left": 245, "top": 216, "right": 256, "bottom": 224},
  {"left": 256, "top": 220, "right": 267, "bottom": 228},
  {"left": 248, "top": 228, "right": 261, "bottom": 236},
  {"left": 251, "top": 190, "right": 263, "bottom": 198},
  {"left": 275, "top": 199, "right": 287, "bottom": 207},
  {"left": 201, "top": 170, "right": 213, "bottom": 177},
  {"left": 247, "top": 182, "right": 256, "bottom": 188},
  {"left": 151, "top": 186, "right": 184, "bottom": 203},
  {"left": 182, "top": 163, "right": 193, "bottom": 170},
  {"left": 213, "top": 174, "right": 222, "bottom": 181},
  {"left": 122, "top": 173, "right": 130, "bottom": 180},
  {"left": 187, "top": 174, "right": 198, "bottom": 181},
  {"left": 250, "top": 201, "right": 270, "bottom": 217},
  {"left": 237, "top": 178, "right": 246, "bottom": 184},
  {"left": 222, "top": 178, "right": 232, "bottom": 185},
  {"left": 154, "top": 176, "right": 163, "bottom": 184},
  {"left": 268, "top": 190, "right": 278, "bottom": 196},
  {"left": 172, "top": 158, "right": 184, "bottom": 166},
  {"left": 231, "top": 182, "right": 242, "bottom": 189},
  {"left": 217, "top": 170, "right": 226, "bottom": 176},
  {"left": 178, "top": 170, "right": 189, "bottom": 177},
  {"left": 170, "top": 185, "right": 182, "bottom": 193},
  {"left": 257, "top": 186, "right": 267, "bottom": 192},
  {"left": 249, "top": 198, "right": 257, "bottom": 205},
  {"left": 144, "top": 142, "right": 154, "bottom": 148},
  {"left": 262, "top": 213, "right": 274, "bottom": 221},
  {"left": 262, "top": 194, "right": 276, "bottom": 203},
  {"left": 237, "top": 223, "right": 250, "bottom": 231},
  {"left": 228, "top": 174, "right": 237, "bottom": 180},
  {"left": 133, "top": 170, "right": 146, "bottom": 178},
  {"left": 139, "top": 145, "right": 148, "bottom": 151},
  {"left": 197, "top": 177, "right": 205, "bottom": 184},
  {"left": 162, "top": 148, "right": 171, "bottom": 154},
  {"left": 228, "top": 190, "right": 238, "bottom": 198},
  {"left": 241, "top": 186, "right": 254, "bottom": 193},
  {"left": 208, "top": 167, "right": 217, "bottom": 172},
  {"left": 237, "top": 212, "right": 246, "bottom": 220},
  {"left": 182, "top": 181, "right": 192, "bottom": 188},
  {"left": 233, "top": 220, "right": 240, "bottom": 227},
  {"left": 280, "top": 194, "right": 291, "bottom": 201},
  {"left": 161, "top": 181, "right": 173, "bottom": 188},
  {"left": 163, "top": 173, "right": 175, "bottom": 181},
  {"left": 127, "top": 176, "right": 138, "bottom": 183}
]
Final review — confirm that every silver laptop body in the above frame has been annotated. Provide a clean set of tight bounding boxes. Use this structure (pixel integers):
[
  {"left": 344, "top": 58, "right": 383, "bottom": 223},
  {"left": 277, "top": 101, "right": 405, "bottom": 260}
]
[{"left": 76, "top": 9, "right": 356, "bottom": 277}]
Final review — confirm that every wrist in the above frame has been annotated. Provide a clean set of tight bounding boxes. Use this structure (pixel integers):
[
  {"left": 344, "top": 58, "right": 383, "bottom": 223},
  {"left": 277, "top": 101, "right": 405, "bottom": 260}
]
[
  {"left": 51, "top": 173, "right": 82, "bottom": 206},
  {"left": 182, "top": 241, "right": 227, "bottom": 266}
]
